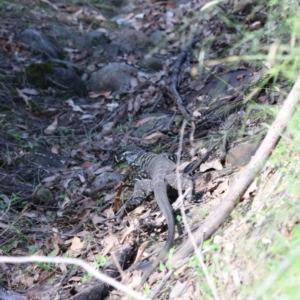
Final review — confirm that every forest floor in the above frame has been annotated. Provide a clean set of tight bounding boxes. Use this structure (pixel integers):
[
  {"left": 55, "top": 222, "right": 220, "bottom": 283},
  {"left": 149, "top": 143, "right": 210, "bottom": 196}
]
[{"left": 0, "top": 0, "right": 300, "bottom": 299}]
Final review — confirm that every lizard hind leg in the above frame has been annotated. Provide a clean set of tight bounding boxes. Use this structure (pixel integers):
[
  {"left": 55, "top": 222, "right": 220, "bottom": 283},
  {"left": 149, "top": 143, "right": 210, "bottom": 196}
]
[{"left": 165, "top": 174, "right": 194, "bottom": 202}]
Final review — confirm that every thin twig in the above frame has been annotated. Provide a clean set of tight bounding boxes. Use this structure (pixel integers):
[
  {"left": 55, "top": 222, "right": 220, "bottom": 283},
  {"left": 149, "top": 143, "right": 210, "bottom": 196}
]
[
  {"left": 0, "top": 256, "right": 148, "bottom": 300},
  {"left": 175, "top": 120, "right": 220, "bottom": 300}
]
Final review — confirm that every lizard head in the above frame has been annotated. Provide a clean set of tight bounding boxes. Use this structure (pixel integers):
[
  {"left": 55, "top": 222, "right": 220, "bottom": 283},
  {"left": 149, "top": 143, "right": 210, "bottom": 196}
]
[{"left": 115, "top": 146, "right": 146, "bottom": 166}]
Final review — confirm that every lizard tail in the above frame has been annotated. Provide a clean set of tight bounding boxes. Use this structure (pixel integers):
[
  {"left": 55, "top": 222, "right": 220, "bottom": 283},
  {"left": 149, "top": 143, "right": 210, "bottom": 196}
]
[{"left": 138, "top": 181, "right": 175, "bottom": 287}]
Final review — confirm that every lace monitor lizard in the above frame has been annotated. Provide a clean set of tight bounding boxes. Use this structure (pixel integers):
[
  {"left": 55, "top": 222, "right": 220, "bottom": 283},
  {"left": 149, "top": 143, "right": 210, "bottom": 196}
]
[{"left": 116, "top": 146, "right": 194, "bottom": 287}]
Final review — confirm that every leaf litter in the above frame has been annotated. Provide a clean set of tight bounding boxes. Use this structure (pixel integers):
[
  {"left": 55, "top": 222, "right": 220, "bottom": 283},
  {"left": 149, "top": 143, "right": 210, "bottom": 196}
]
[{"left": 0, "top": 0, "right": 295, "bottom": 299}]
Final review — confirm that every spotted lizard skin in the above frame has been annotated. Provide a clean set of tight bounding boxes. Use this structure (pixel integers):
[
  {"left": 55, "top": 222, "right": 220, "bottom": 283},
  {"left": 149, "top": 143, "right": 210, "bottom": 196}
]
[{"left": 117, "top": 146, "right": 193, "bottom": 286}]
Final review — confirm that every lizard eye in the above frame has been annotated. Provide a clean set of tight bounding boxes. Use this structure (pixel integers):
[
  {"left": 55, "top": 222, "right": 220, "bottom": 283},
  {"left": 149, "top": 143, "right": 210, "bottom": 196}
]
[{"left": 168, "top": 154, "right": 177, "bottom": 162}]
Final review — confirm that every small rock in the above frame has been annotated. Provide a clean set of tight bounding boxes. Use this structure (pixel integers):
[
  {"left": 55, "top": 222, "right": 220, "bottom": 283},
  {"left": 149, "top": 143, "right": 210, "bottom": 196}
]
[
  {"left": 113, "top": 29, "right": 152, "bottom": 53},
  {"left": 149, "top": 30, "right": 165, "bottom": 44},
  {"left": 83, "top": 31, "right": 110, "bottom": 47},
  {"left": 88, "top": 62, "right": 137, "bottom": 93},
  {"left": 226, "top": 142, "right": 260, "bottom": 167},
  {"left": 20, "top": 29, "right": 64, "bottom": 59},
  {"left": 92, "top": 172, "right": 124, "bottom": 188},
  {"left": 34, "top": 186, "right": 55, "bottom": 205},
  {"left": 139, "top": 56, "right": 164, "bottom": 71},
  {"left": 50, "top": 67, "right": 87, "bottom": 96},
  {"left": 25, "top": 62, "right": 86, "bottom": 96}
]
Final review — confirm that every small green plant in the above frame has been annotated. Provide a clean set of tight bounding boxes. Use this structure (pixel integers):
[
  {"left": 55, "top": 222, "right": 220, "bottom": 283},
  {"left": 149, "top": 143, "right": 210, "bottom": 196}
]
[
  {"left": 143, "top": 283, "right": 151, "bottom": 296},
  {"left": 95, "top": 255, "right": 107, "bottom": 268},
  {"left": 82, "top": 272, "right": 92, "bottom": 283},
  {"left": 59, "top": 126, "right": 75, "bottom": 136},
  {"left": 34, "top": 249, "right": 59, "bottom": 271},
  {"left": 81, "top": 256, "right": 107, "bottom": 283},
  {"left": 29, "top": 246, "right": 39, "bottom": 255},
  {"left": 0, "top": 193, "right": 21, "bottom": 209},
  {"left": 176, "top": 214, "right": 182, "bottom": 224}
]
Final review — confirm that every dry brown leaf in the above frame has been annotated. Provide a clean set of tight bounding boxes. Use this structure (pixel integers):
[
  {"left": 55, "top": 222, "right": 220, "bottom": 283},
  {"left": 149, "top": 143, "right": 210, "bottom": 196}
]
[
  {"left": 134, "top": 95, "right": 141, "bottom": 112},
  {"left": 149, "top": 70, "right": 166, "bottom": 83},
  {"left": 13, "top": 273, "right": 34, "bottom": 287},
  {"left": 51, "top": 145, "right": 59, "bottom": 154},
  {"left": 101, "top": 121, "right": 115, "bottom": 135},
  {"left": 78, "top": 173, "right": 85, "bottom": 183},
  {"left": 66, "top": 99, "right": 84, "bottom": 112},
  {"left": 92, "top": 214, "right": 107, "bottom": 225},
  {"left": 62, "top": 178, "right": 72, "bottom": 189},
  {"left": 243, "top": 178, "right": 257, "bottom": 198},
  {"left": 125, "top": 270, "right": 142, "bottom": 288},
  {"left": 20, "top": 88, "right": 39, "bottom": 95},
  {"left": 77, "top": 208, "right": 90, "bottom": 220},
  {"left": 134, "top": 205, "right": 146, "bottom": 214},
  {"left": 120, "top": 223, "right": 136, "bottom": 244},
  {"left": 106, "top": 102, "right": 119, "bottom": 112},
  {"left": 94, "top": 166, "right": 113, "bottom": 175},
  {"left": 128, "top": 98, "right": 133, "bottom": 111},
  {"left": 89, "top": 90, "right": 111, "bottom": 98},
  {"left": 59, "top": 264, "right": 67, "bottom": 272},
  {"left": 178, "top": 161, "right": 190, "bottom": 172},
  {"left": 131, "top": 241, "right": 149, "bottom": 266},
  {"left": 232, "top": 269, "right": 242, "bottom": 286},
  {"left": 16, "top": 124, "right": 28, "bottom": 130},
  {"left": 16, "top": 88, "right": 30, "bottom": 105},
  {"left": 44, "top": 116, "right": 58, "bottom": 135},
  {"left": 73, "top": 8, "right": 83, "bottom": 17},
  {"left": 80, "top": 114, "right": 95, "bottom": 120},
  {"left": 34, "top": 272, "right": 40, "bottom": 281},
  {"left": 215, "top": 179, "right": 229, "bottom": 195},
  {"left": 170, "top": 281, "right": 186, "bottom": 298},
  {"left": 95, "top": 13, "right": 107, "bottom": 21},
  {"left": 136, "top": 115, "right": 164, "bottom": 127},
  {"left": 31, "top": 249, "right": 45, "bottom": 258},
  {"left": 130, "top": 74, "right": 139, "bottom": 88},
  {"left": 200, "top": 159, "right": 223, "bottom": 172},
  {"left": 174, "top": 262, "right": 188, "bottom": 276},
  {"left": 52, "top": 229, "right": 63, "bottom": 247},
  {"left": 81, "top": 101, "right": 105, "bottom": 109},
  {"left": 70, "top": 276, "right": 82, "bottom": 282},
  {"left": 104, "top": 192, "right": 117, "bottom": 202},
  {"left": 103, "top": 235, "right": 118, "bottom": 256},
  {"left": 144, "top": 131, "right": 163, "bottom": 140},
  {"left": 70, "top": 237, "right": 84, "bottom": 251},
  {"left": 81, "top": 161, "right": 94, "bottom": 168}
]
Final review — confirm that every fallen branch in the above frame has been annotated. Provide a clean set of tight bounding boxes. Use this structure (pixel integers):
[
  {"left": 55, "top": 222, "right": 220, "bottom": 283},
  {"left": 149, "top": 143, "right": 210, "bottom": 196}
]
[{"left": 170, "top": 73, "right": 300, "bottom": 262}]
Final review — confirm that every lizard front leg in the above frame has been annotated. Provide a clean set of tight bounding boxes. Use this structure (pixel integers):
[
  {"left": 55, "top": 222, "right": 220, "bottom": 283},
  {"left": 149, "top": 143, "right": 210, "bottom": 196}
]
[
  {"left": 115, "top": 179, "right": 153, "bottom": 222},
  {"left": 165, "top": 174, "right": 194, "bottom": 201}
]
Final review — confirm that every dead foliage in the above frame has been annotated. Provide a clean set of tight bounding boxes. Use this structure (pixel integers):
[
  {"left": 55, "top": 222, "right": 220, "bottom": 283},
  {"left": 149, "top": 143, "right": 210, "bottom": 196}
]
[{"left": 0, "top": 0, "right": 296, "bottom": 299}]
